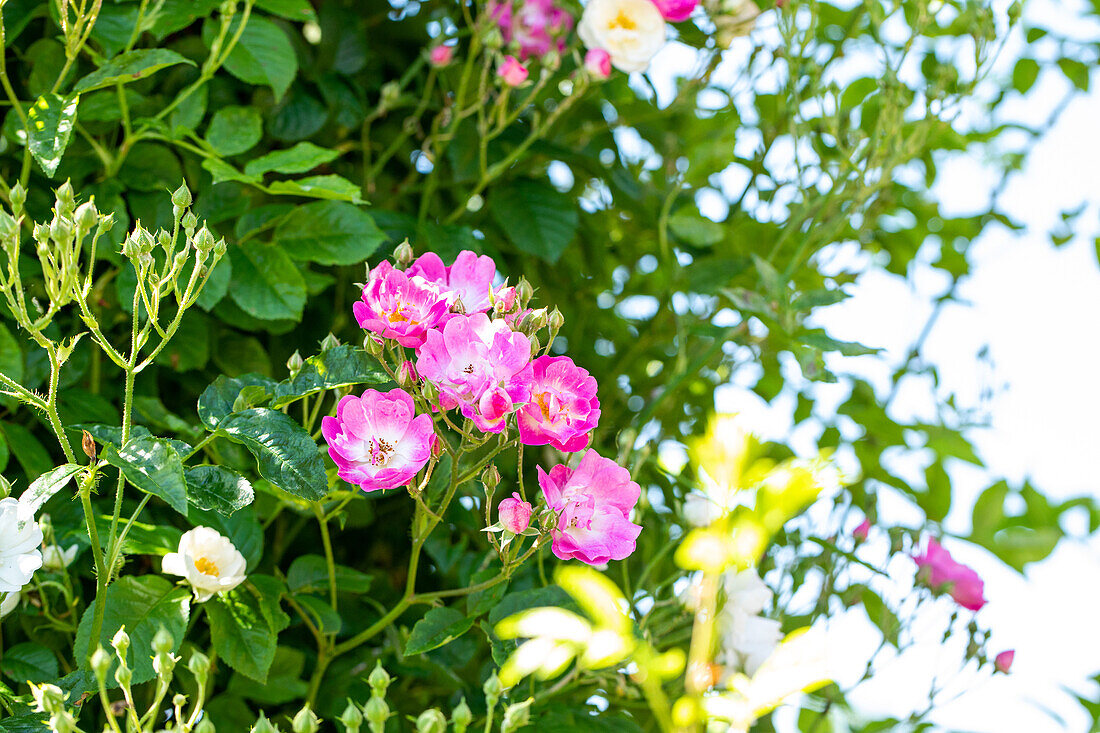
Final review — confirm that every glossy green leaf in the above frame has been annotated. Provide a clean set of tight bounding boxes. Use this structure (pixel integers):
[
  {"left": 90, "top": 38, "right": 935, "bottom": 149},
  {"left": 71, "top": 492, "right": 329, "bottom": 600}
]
[
  {"left": 101, "top": 436, "right": 189, "bottom": 515},
  {"left": 489, "top": 179, "right": 578, "bottom": 263},
  {"left": 1, "top": 643, "right": 59, "bottom": 684},
  {"left": 206, "top": 576, "right": 289, "bottom": 683},
  {"left": 217, "top": 408, "right": 327, "bottom": 501},
  {"left": 73, "top": 576, "right": 190, "bottom": 686},
  {"left": 275, "top": 201, "right": 384, "bottom": 265},
  {"left": 244, "top": 142, "right": 340, "bottom": 176},
  {"left": 286, "top": 554, "right": 372, "bottom": 594},
  {"left": 72, "top": 49, "right": 194, "bottom": 93},
  {"left": 266, "top": 175, "right": 365, "bottom": 203},
  {"left": 19, "top": 463, "right": 82, "bottom": 514},
  {"left": 205, "top": 105, "right": 264, "bottom": 156},
  {"left": 228, "top": 242, "right": 307, "bottom": 321},
  {"left": 213, "top": 17, "right": 297, "bottom": 101},
  {"left": 197, "top": 373, "right": 277, "bottom": 430},
  {"left": 405, "top": 607, "right": 476, "bottom": 656},
  {"left": 185, "top": 465, "right": 255, "bottom": 516},
  {"left": 1, "top": 422, "right": 53, "bottom": 479},
  {"left": 256, "top": 0, "right": 318, "bottom": 22},
  {"left": 270, "top": 345, "right": 388, "bottom": 408},
  {"left": 25, "top": 93, "right": 78, "bottom": 176}
]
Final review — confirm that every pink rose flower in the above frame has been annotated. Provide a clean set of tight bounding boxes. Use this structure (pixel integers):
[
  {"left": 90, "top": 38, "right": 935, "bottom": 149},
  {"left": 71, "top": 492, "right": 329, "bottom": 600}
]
[
  {"left": 322, "top": 388, "right": 436, "bottom": 493},
  {"left": 353, "top": 261, "right": 450, "bottom": 348},
  {"left": 538, "top": 449, "right": 642, "bottom": 565},
  {"left": 429, "top": 44, "right": 455, "bottom": 67},
  {"left": 498, "top": 492, "right": 534, "bottom": 533},
  {"left": 913, "top": 537, "right": 987, "bottom": 611},
  {"left": 489, "top": 0, "right": 574, "bottom": 60},
  {"left": 499, "top": 55, "right": 529, "bottom": 86},
  {"left": 853, "top": 518, "right": 870, "bottom": 542},
  {"left": 408, "top": 250, "right": 497, "bottom": 314},
  {"left": 651, "top": 0, "right": 697, "bottom": 21},
  {"left": 994, "top": 649, "right": 1014, "bottom": 674},
  {"left": 415, "top": 313, "right": 533, "bottom": 433},
  {"left": 584, "top": 48, "right": 612, "bottom": 79},
  {"left": 517, "top": 356, "right": 600, "bottom": 452}
]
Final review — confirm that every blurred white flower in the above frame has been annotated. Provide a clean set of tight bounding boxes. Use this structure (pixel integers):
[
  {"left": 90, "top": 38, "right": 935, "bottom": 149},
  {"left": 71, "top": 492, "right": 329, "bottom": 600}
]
[
  {"left": 578, "top": 0, "right": 666, "bottom": 73},
  {"left": 718, "top": 569, "right": 782, "bottom": 676},
  {"left": 683, "top": 493, "right": 723, "bottom": 527},
  {"left": 0, "top": 497, "right": 43, "bottom": 593},
  {"left": 162, "top": 527, "right": 247, "bottom": 602},
  {"left": 1, "top": 590, "right": 20, "bottom": 618},
  {"left": 41, "top": 544, "right": 78, "bottom": 571}
]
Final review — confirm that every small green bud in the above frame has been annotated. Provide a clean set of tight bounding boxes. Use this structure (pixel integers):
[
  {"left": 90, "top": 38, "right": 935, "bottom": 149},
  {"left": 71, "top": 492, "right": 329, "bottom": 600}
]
[
  {"left": 172, "top": 181, "right": 193, "bottom": 208},
  {"left": 529, "top": 335, "right": 541, "bottom": 358},
  {"left": 0, "top": 475, "right": 11, "bottom": 499},
  {"left": 114, "top": 663, "right": 133, "bottom": 689},
  {"left": 188, "top": 649, "right": 211, "bottom": 678},
  {"left": 367, "top": 661, "right": 392, "bottom": 693},
  {"left": 219, "top": 0, "right": 239, "bottom": 16},
  {"left": 90, "top": 645, "right": 112, "bottom": 681},
  {"left": 10, "top": 182, "right": 26, "bottom": 210},
  {"left": 111, "top": 627, "right": 131, "bottom": 658},
  {"left": 451, "top": 698, "right": 473, "bottom": 733},
  {"left": 49, "top": 216, "right": 73, "bottom": 244},
  {"left": 96, "top": 213, "right": 114, "bottom": 237},
  {"left": 213, "top": 238, "right": 227, "bottom": 259},
  {"left": 0, "top": 212, "right": 18, "bottom": 240},
  {"left": 364, "top": 336, "right": 385, "bottom": 358},
  {"left": 482, "top": 465, "right": 501, "bottom": 491},
  {"left": 195, "top": 716, "right": 217, "bottom": 733},
  {"left": 415, "top": 708, "right": 446, "bottom": 733},
  {"left": 483, "top": 672, "right": 503, "bottom": 704},
  {"left": 339, "top": 700, "right": 364, "bottom": 731},
  {"left": 291, "top": 703, "right": 321, "bottom": 733},
  {"left": 55, "top": 180, "right": 75, "bottom": 212},
  {"left": 182, "top": 211, "right": 199, "bottom": 232},
  {"left": 173, "top": 250, "right": 189, "bottom": 272},
  {"left": 515, "top": 278, "right": 533, "bottom": 307},
  {"left": 74, "top": 201, "right": 98, "bottom": 230},
  {"left": 500, "top": 698, "right": 533, "bottom": 733},
  {"left": 173, "top": 693, "right": 187, "bottom": 709},
  {"left": 379, "top": 81, "right": 401, "bottom": 110},
  {"left": 547, "top": 307, "right": 564, "bottom": 332},
  {"left": 320, "top": 333, "right": 341, "bottom": 351},
  {"left": 251, "top": 712, "right": 280, "bottom": 733},
  {"left": 392, "top": 239, "right": 414, "bottom": 266},
  {"left": 33, "top": 223, "right": 49, "bottom": 245},
  {"left": 286, "top": 350, "right": 304, "bottom": 377},
  {"left": 30, "top": 683, "right": 67, "bottom": 714},
  {"left": 152, "top": 626, "right": 174, "bottom": 655},
  {"left": 363, "top": 696, "right": 389, "bottom": 730}
]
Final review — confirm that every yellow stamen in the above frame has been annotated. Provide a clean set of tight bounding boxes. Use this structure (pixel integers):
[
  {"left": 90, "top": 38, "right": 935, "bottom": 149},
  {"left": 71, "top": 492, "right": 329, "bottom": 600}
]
[
  {"left": 609, "top": 11, "right": 636, "bottom": 31},
  {"left": 194, "top": 556, "right": 220, "bottom": 576}
]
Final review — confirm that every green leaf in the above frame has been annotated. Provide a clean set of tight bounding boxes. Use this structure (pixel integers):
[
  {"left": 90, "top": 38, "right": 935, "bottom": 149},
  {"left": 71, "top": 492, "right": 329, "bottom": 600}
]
[
  {"left": 798, "top": 330, "right": 880, "bottom": 356},
  {"left": 212, "top": 17, "right": 298, "bottom": 102},
  {"left": 72, "top": 49, "right": 194, "bottom": 93},
  {"left": 271, "top": 345, "right": 388, "bottom": 408},
  {"left": 405, "top": 607, "right": 476, "bottom": 656},
  {"left": 217, "top": 408, "right": 327, "bottom": 501},
  {"left": 205, "top": 106, "right": 264, "bottom": 156},
  {"left": 25, "top": 93, "right": 78, "bottom": 177},
  {"left": 19, "top": 463, "right": 82, "bottom": 514},
  {"left": 228, "top": 242, "right": 307, "bottom": 321},
  {"left": 466, "top": 568, "right": 509, "bottom": 617},
  {"left": 489, "top": 179, "right": 578, "bottom": 263},
  {"left": 256, "top": 0, "right": 318, "bottom": 22},
  {"left": 206, "top": 576, "right": 289, "bottom": 683},
  {"left": 1, "top": 643, "right": 59, "bottom": 684},
  {"left": 295, "top": 595, "right": 341, "bottom": 633},
  {"left": 0, "top": 322, "right": 25, "bottom": 387},
  {"left": 101, "top": 436, "right": 189, "bottom": 515},
  {"left": 202, "top": 158, "right": 262, "bottom": 185},
  {"left": 266, "top": 175, "right": 365, "bottom": 203},
  {"left": 226, "top": 647, "right": 307, "bottom": 704},
  {"left": 1011, "top": 58, "right": 1040, "bottom": 95},
  {"left": 197, "top": 373, "right": 277, "bottom": 430},
  {"left": 244, "top": 142, "right": 340, "bottom": 176},
  {"left": 73, "top": 576, "right": 190, "bottom": 686},
  {"left": 73, "top": 423, "right": 191, "bottom": 457},
  {"left": 185, "top": 465, "right": 254, "bottom": 516},
  {"left": 669, "top": 208, "right": 724, "bottom": 246},
  {"left": 196, "top": 256, "right": 232, "bottom": 311},
  {"left": 275, "top": 201, "right": 384, "bottom": 265},
  {"left": 1, "top": 422, "right": 53, "bottom": 479},
  {"left": 286, "top": 554, "right": 372, "bottom": 594},
  {"left": 1057, "top": 57, "right": 1090, "bottom": 91},
  {"left": 921, "top": 461, "right": 951, "bottom": 522}
]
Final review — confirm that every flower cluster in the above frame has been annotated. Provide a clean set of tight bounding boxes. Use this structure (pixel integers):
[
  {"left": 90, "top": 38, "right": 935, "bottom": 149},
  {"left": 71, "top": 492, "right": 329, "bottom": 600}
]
[
  {"left": 912, "top": 536, "right": 986, "bottom": 611},
  {"left": 488, "top": 0, "right": 574, "bottom": 61},
  {"left": 327, "top": 247, "right": 641, "bottom": 565}
]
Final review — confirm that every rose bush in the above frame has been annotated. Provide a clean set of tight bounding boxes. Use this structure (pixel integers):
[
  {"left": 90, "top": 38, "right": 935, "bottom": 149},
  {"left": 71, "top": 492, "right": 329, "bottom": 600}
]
[{"left": 0, "top": 0, "right": 1094, "bottom": 731}]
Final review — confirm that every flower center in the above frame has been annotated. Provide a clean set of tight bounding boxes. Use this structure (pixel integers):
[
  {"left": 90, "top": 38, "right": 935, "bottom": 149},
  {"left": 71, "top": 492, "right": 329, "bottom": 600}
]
[
  {"left": 369, "top": 437, "right": 394, "bottom": 466},
  {"left": 194, "top": 556, "right": 219, "bottom": 576},
  {"left": 463, "top": 364, "right": 475, "bottom": 374},
  {"left": 609, "top": 11, "right": 636, "bottom": 31},
  {"left": 536, "top": 391, "right": 553, "bottom": 421}
]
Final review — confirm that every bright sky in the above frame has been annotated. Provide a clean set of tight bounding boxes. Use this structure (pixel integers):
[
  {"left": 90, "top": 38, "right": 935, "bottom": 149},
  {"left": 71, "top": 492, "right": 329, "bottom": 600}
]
[{"left": 649, "top": 0, "right": 1100, "bottom": 729}]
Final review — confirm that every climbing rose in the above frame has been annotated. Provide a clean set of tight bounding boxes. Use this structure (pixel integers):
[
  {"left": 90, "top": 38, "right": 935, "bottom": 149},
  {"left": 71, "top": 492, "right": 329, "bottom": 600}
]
[
  {"left": 913, "top": 537, "right": 987, "bottom": 611},
  {"left": 651, "top": 0, "right": 697, "bottom": 21},
  {"left": 517, "top": 356, "right": 601, "bottom": 452},
  {"left": 416, "top": 313, "right": 533, "bottom": 433},
  {"left": 584, "top": 48, "right": 612, "bottom": 79},
  {"left": 488, "top": 0, "right": 574, "bottom": 60},
  {"left": 354, "top": 261, "right": 449, "bottom": 348},
  {"left": 0, "top": 498, "right": 42, "bottom": 594},
  {"left": 499, "top": 55, "right": 529, "bottom": 87},
  {"left": 408, "top": 250, "right": 497, "bottom": 314},
  {"left": 995, "top": 650, "right": 1014, "bottom": 674},
  {"left": 162, "top": 527, "right": 247, "bottom": 602},
  {"left": 538, "top": 449, "right": 642, "bottom": 565},
  {"left": 322, "top": 388, "right": 436, "bottom": 493},
  {"left": 498, "top": 493, "right": 534, "bottom": 533},
  {"left": 578, "top": 0, "right": 666, "bottom": 73}
]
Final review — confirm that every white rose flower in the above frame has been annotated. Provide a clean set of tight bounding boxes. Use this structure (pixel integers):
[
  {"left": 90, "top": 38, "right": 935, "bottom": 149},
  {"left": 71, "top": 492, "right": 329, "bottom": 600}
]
[
  {"left": 1, "top": 590, "right": 20, "bottom": 618},
  {"left": 41, "top": 544, "right": 78, "bottom": 571},
  {"left": 162, "top": 527, "right": 247, "bottom": 602},
  {"left": 578, "top": 0, "right": 667, "bottom": 73},
  {"left": 718, "top": 568, "right": 782, "bottom": 676},
  {"left": 0, "top": 497, "right": 44, "bottom": 593},
  {"left": 722, "top": 568, "right": 773, "bottom": 615}
]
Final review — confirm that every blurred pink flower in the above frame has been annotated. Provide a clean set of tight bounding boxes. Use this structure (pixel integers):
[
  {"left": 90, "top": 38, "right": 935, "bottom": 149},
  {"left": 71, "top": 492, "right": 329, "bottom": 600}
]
[
  {"left": 538, "top": 449, "right": 642, "bottom": 565},
  {"left": 408, "top": 250, "right": 497, "bottom": 314},
  {"left": 913, "top": 537, "right": 987, "bottom": 611},
  {"left": 322, "top": 388, "right": 436, "bottom": 493},
  {"left": 853, "top": 518, "right": 870, "bottom": 541},
  {"left": 994, "top": 649, "right": 1014, "bottom": 674},
  {"left": 651, "top": 0, "right": 697, "bottom": 21},
  {"left": 584, "top": 48, "right": 612, "bottom": 79},
  {"left": 353, "top": 261, "right": 449, "bottom": 348},
  {"left": 499, "top": 55, "right": 529, "bottom": 86},
  {"left": 415, "top": 313, "right": 533, "bottom": 433},
  {"left": 429, "top": 44, "right": 455, "bottom": 67},
  {"left": 489, "top": 0, "right": 574, "bottom": 60},
  {"left": 499, "top": 492, "right": 534, "bottom": 533},
  {"left": 517, "top": 356, "right": 600, "bottom": 452}
]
